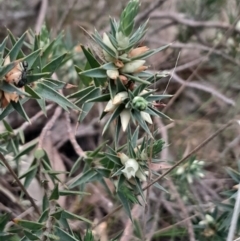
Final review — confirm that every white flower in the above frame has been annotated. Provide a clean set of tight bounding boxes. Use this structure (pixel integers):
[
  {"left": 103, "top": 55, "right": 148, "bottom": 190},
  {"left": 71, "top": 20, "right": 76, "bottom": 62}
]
[{"left": 121, "top": 158, "right": 139, "bottom": 179}]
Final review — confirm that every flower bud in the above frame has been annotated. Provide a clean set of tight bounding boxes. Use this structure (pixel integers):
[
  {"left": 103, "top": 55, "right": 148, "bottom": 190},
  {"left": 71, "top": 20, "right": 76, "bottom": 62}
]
[
  {"left": 102, "top": 33, "right": 117, "bottom": 61},
  {"left": 120, "top": 109, "right": 131, "bottom": 131},
  {"left": 120, "top": 60, "right": 146, "bottom": 73},
  {"left": 128, "top": 46, "right": 149, "bottom": 58},
  {"left": 112, "top": 91, "right": 128, "bottom": 105},
  {"left": 121, "top": 158, "right": 139, "bottom": 179},
  {"left": 140, "top": 111, "right": 152, "bottom": 124},
  {"left": 114, "top": 60, "right": 124, "bottom": 68},
  {"left": 136, "top": 169, "right": 147, "bottom": 182},
  {"left": 107, "top": 69, "right": 119, "bottom": 79},
  {"left": 132, "top": 96, "right": 148, "bottom": 111},
  {"left": 117, "top": 152, "right": 129, "bottom": 165},
  {"left": 118, "top": 75, "right": 128, "bottom": 85},
  {"left": 116, "top": 31, "right": 129, "bottom": 48},
  {"left": 104, "top": 99, "right": 117, "bottom": 112},
  {"left": 176, "top": 166, "right": 185, "bottom": 175}
]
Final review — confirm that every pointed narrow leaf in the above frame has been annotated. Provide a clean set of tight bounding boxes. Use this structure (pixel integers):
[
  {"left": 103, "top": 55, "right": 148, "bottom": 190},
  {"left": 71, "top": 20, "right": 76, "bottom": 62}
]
[
  {"left": 55, "top": 227, "right": 78, "bottom": 241},
  {"left": 8, "top": 31, "right": 27, "bottom": 61},
  {"left": 42, "top": 53, "right": 67, "bottom": 73},
  {"left": 11, "top": 101, "right": 30, "bottom": 122},
  {"left": 62, "top": 211, "right": 92, "bottom": 224},
  {"left": 34, "top": 82, "right": 80, "bottom": 110}
]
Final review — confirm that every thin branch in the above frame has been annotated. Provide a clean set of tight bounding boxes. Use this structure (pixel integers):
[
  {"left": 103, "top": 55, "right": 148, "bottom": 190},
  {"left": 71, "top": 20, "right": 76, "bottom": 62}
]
[
  {"left": 136, "top": 0, "right": 167, "bottom": 24},
  {"left": 0, "top": 153, "right": 40, "bottom": 215},
  {"left": 150, "top": 12, "right": 240, "bottom": 35},
  {"left": 38, "top": 106, "right": 62, "bottom": 149},
  {"left": 171, "top": 72, "right": 236, "bottom": 106},
  {"left": 35, "top": 0, "right": 48, "bottom": 34},
  {"left": 65, "top": 111, "right": 86, "bottom": 157}
]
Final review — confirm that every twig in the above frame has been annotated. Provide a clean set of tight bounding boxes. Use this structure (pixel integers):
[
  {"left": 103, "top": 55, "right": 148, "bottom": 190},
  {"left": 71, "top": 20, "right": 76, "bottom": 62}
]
[
  {"left": 171, "top": 72, "right": 236, "bottom": 106},
  {"left": 65, "top": 112, "right": 86, "bottom": 157},
  {"left": 0, "top": 153, "right": 40, "bottom": 215},
  {"left": 136, "top": 0, "right": 167, "bottom": 25},
  {"left": 150, "top": 12, "right": 240, "bottom": 35},
  {"left": 35, "top": 0, "right": 48, "bottom": 34},
  {"left": 38, "top": 106, "right": 62, "bottom": 149}
]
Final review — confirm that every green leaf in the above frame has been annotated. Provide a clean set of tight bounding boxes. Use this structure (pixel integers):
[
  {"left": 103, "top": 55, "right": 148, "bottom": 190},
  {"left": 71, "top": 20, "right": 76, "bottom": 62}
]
[
  {"left": 124, "top": 73, "right": 151, "bottom": 85},
  {"left": 0, "top": 213, "right": 10, "bottom": 231},
  {"left": 11, "top": 101, "right": 30, "bottom": 122},
  {"left": 34, "top": 82, "right": 80, "bottom": 111},
  {"left": 86, "top": 93, "right": 110, "bottom": 103},
  {"left": 102, "top": 104, "right": 125, "bottom": 135},
  {"left": 69, "top": 169, "right": 98, "bottom": 188},
  {"left": 14, "top": 139, "right": 38, "bottom": 160},
  {"left": 146, "top": 94, "right": 172, "bottom": 102},
  {"left": 147, "top": 106, "right": 172, "bottom": 121},
  {"left": 23, "top": 49, "right": 42, "bottom": 69},
  {"left": 0, "top": 61, "right": 18, "bottom": 78},
  {"left": 2, "top": 119, "right": 13, "bottom": 133},
  {"left": 62, "top": 211, "right": 92, "bottom": 224},
  {"left": 59, "top": 190, "right": 90, "bottom": 196},
  {"left": 75, "top": 65, "right": 92, "bottom": 86},
  {"left": 69, "top": 156, "right": 83, "bottom": 176},
  {"left": 27, "top": 73, "right": 51, "bottom": 84},
  {"left": 92, "top": 31, "right": 117, "bottom": 58},
  {"left": 49, "top": 184, "right": 59, "bottom": 200},
  {"left": 67, "top": 86, "right": 95, "bottom": 99},
  {"left": 8, "top": 31, "right": 27, "bottom": 61},
  {"left": 42, "top": 53, "right": 67, "bottom": 73},
  {"left": 23, "top": 230, "right": 40, "bottom": 240},
  {"left": 13, "top": 219, "right": 44, "bottom": 231},
  {"left": 75, "top": 87, "right": 101, "bottom": 106},
  {"left": 105, "top": 153, "right": 121, "bottom": 166},
  {"left": 24, "top": 85, "right": 41, "bottom": 99},
  {"left": 0, "top": 81, "right": 30, "bottom": 97},
  {"left": 36, "top": 99, "right": 46, "bottom": 115},
  {"left": 117, "top": 190, "right": 132, "bottom": 221},
  {"left": 78, "top": 102, "right": 94, "bottom": 122},
  {"left": 95, "top": 168, "right": 111, "bottom": 178},
  {"left": 131, "top": 110, "right": 152, "bottom": 137},
  {"left": 79, "top": 67, "right": 107, "bottom": 78},
  {"left": 55, "top": 227, "right": 78, "bottom": 241},
  {"left": 0, "top": 36, "right": 8, "bottom": 61}
]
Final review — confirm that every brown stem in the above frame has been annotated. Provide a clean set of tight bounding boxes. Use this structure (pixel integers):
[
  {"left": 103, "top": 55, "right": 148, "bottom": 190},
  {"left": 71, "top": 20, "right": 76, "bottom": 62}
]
[{"left": 0, "top": 152, "right": 40, "bottom": 215}]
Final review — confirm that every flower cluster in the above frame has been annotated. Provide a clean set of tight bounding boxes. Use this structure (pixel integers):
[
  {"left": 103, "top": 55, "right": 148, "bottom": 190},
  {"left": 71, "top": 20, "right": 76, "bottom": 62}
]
[
  {"left": 175, "top": 159, "right": 205, "bottom": 184},
  {"left": 118, "top": 152, "right": 148, "bottom": 181}
]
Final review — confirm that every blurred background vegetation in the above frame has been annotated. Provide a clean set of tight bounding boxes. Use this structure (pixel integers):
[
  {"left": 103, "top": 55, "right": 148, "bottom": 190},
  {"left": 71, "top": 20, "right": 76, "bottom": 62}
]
[{"left": 1, "top": 0, "right": 240, "bottom": 240}]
